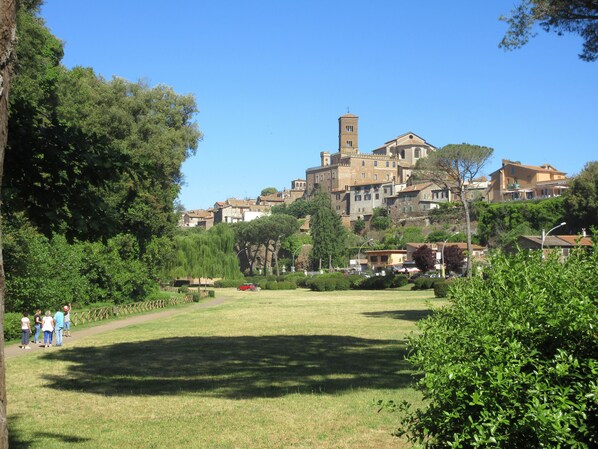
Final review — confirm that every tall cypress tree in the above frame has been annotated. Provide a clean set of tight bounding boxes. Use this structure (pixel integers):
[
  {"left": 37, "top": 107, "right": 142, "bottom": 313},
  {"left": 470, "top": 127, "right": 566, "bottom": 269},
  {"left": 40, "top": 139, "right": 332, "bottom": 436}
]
[{"left": 310, "top": 191, "right": 346, "bottom": 270}]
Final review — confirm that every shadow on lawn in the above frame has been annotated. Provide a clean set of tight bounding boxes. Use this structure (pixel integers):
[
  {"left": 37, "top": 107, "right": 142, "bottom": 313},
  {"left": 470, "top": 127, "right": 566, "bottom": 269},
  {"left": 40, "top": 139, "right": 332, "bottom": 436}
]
[
  {"left": 41, "top": 335, "right": 412, "bottom": 398},
  {"left": 9, "top": 414, "right": 91, "bottom": 449},
  {"left": 362, "top": 309, "right": 433, "bottom": 322}
]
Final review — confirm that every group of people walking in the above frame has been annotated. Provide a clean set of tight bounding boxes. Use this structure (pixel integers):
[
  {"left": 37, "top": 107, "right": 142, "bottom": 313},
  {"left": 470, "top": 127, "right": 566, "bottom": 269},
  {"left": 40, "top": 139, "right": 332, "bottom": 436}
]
[{"left": 20, "top": 304, "right": 72, "bottom": 349}]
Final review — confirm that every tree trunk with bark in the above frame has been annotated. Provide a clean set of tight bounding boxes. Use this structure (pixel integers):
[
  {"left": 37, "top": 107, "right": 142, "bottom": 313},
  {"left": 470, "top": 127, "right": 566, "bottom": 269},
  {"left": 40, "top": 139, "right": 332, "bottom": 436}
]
[{"left": 0, "top": 0, "right": 18, "bottom": 446}]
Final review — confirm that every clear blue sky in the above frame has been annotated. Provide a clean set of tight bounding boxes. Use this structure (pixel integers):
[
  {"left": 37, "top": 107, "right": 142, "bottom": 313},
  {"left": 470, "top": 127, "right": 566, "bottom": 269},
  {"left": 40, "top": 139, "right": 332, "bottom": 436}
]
[{"left": 40, "top": 0, "right": 597, "bottom": 211}]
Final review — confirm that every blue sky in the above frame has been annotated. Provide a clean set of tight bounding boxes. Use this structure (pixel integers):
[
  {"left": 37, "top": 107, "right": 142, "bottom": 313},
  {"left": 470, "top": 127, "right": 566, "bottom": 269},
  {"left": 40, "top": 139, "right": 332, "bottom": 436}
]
[{"left": 40, "top": 1, "right": 597, "bottom": 211}]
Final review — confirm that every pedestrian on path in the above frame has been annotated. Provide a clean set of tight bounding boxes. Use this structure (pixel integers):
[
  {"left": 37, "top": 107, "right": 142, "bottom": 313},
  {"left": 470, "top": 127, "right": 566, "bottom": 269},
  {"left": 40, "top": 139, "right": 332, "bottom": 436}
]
[
  {"left": 20, "top": 312, "right": 32, "bottom": 349},
  {"left": 64, "top": 304, "right": 71, "bottom": 337},
  {"left": 42, "top": 310, "right": 54, "bottom": 347},
  {"left": 54, "top": 307, "right": 65, "bottom": 347},
  {"left": 33, "top": 309, "right": 42, "bottom": 344}
]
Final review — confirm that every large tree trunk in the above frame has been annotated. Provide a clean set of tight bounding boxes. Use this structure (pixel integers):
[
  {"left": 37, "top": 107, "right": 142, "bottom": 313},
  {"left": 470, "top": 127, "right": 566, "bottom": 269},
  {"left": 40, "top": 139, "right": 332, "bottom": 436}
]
[
  {"left": 460, "top": 189, "right": 473, "bottom": 278},
  {"left": 1, "top": 0, "right": 18, "bottom": 446}
]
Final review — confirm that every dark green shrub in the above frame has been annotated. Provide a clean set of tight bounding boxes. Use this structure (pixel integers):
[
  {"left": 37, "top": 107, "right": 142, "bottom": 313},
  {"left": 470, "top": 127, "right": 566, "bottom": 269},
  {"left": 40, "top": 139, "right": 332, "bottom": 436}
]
[
  {"left": 391, "top": 274, "right": 408, "bottom": 288},
  {"left": 398, "top": 248, "right": 598, "bottom": 448},
  {"left": 433, "top": 280, "right": 451, "bottom": 298},
  {"left": 264, "top": 281, "right": 297, "bottom": 290},
  {"left": 307, "top": 273, "right": 350, "bottom": 291},
  {"left": 207, "top": 290, "right": 215, "bottom": 298},
  {"left": 191, "top": 293, "right": 201, "bottom": 302},
  {"left": 3, "top": 312, "right": 23, "bottom": 341},
  {"left": 213, "top": 279, "right": 242, "bottom": 288}
]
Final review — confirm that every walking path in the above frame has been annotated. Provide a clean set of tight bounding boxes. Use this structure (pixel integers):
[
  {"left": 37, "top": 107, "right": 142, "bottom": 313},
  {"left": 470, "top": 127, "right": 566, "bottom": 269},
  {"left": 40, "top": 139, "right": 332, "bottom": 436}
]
[{"left": 4, "top": 296, "right": 231, "bottom": 359}]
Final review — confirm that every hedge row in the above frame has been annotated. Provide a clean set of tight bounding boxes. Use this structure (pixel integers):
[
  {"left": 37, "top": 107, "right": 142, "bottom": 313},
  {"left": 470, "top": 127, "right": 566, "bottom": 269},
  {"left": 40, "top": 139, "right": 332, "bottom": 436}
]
[
  {"left": 263, "top": 281, "right": 297, "bottom": 290},
  {"left": 356, "top": 274, "right": 408, "bottom": 290},
  {"left": 412, "top": 277, "right": 446, "bottom": 290}
]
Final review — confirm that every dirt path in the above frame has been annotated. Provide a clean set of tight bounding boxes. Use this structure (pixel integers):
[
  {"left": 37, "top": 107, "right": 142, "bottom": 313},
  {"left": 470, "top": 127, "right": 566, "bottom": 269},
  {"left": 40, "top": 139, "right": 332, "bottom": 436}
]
[{"left": 4, "top": 295, "right": 232, "bottom": 359}]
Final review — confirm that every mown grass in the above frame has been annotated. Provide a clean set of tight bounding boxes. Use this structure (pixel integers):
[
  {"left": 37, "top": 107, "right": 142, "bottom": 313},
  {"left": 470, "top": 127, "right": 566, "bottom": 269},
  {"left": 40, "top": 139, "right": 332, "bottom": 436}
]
[{"left": 7, "top": 288, "right": 439, "bottom": 449}]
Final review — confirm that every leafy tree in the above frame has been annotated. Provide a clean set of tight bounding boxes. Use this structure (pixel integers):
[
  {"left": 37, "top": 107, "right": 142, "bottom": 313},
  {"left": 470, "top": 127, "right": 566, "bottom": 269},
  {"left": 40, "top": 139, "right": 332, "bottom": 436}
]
[
  {"left": 260, "top": 187, "right": 277, "bottom": 196},
  {"left": 564, "top": 161, "right": 598, "bottom": 231},
  {"left": 500, "top": 0, "right": 598, "bottom": 62},
  {"left": 371, "top": 207, "right": 391, "bottom": 230},
  {"left": 412, "top": 245, "right": 435, "bottom": 273},
  {"left": 353, "top": 217, "right": 365, "bottom": 234},
  {"left": 310, "top": 191, "right": 347, "bottom": 270},
  {"left": 418, "top": 144, "right": 493, "bottom": 276},
  {"left": 443, "top": 245, "right": 465, "bottom": 273},
  {"left": 399, "top": 249, "right": 598, "bottom": 448},
  {"left": 476, "top": 197, "right": 565, "bottom": 247},
  {"left": 383, "top": 226, "right": 424, "bottom": 249},
  {"left": 271, "top": 198, "right": 318, "bottom": 218}
]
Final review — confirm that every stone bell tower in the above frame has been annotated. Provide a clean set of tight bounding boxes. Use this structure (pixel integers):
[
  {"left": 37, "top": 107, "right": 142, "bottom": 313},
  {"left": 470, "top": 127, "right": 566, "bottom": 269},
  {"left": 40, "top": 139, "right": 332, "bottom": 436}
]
[{"left": 338, "top": 113, "right": 358, "bottom": 154}]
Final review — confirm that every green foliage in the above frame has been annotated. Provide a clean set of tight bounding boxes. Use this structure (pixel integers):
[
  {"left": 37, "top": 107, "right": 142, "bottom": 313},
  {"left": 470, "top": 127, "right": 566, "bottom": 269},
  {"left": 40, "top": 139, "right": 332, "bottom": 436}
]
[
  {"left": 213, "top": 279, "right": 243, "bottom": 288},
  {"left": 353, "top": 217, "right": 366, "bottom": 234},
  {"left": 412, "top": 277, "right": 444, "bottom": 290},
  {"left": 399, "top": 249, "right": 598, "bottom": 447},
  {"left": 433, "top": 281, "right": 451, "bottom": 298},
  {"left": 5, "top": 6, "right": 201, "bottom": 246},
  {"left": 264, "top": 281, "right": 297, "bottom": 290},
  {"left": 306, "top": 273, "right": 351, "bottom": 291},
  {"left": 271, "top": 198, "right": 318, "bottom": 218},
  {"left": 207, "top": 290, "right": 215, "bottom": 298},
  {"left": 356, "top": 273, "right": 408, "bottom": 290},
  {"left": 310, "top": 192, "right": 347, "bottom": 269},
  {"left": 383, "top": 226, "right": 425, "bottom": 249},
  {"left": 564, "top": 161, "right": 598, "bottom": 231},
  {"left": 371, "top": 208, "right": 391, "bottom": 231},
  {"left": 191, "top": 293, "right": 202, "bottom": 302},
  {"left": 260, "top": 187, "right": 278, "bottom": 196},
  {"left": 3, "top": 313, "right": 24, "bottom": 341},
  {"left": 476, "top": 197, "right": 565, "bottom": 247},
  {"left": 499, "top": 0, "right": 598, "bottom": 62},
  {"left": 167, "top": 225, "right": 243, "bottom": 281}
]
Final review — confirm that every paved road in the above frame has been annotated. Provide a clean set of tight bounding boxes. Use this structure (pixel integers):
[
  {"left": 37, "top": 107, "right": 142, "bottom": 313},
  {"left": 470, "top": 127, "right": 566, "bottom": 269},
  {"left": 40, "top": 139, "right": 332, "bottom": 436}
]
[{"left": 4, "top": 296, "right": 231, "bottom": 359}]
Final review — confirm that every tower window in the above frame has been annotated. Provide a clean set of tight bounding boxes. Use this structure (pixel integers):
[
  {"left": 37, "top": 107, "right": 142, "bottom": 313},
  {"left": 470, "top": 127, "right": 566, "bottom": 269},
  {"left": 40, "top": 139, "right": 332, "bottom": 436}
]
[
  {"left": 374, "top": 161, "right": 378, "bottom": 167},
  {"left": 346, "top": 140, "right": 353, "bottom": 147},
  {"left": 346, "top": 125, "right": 354, "bottom": 132}
]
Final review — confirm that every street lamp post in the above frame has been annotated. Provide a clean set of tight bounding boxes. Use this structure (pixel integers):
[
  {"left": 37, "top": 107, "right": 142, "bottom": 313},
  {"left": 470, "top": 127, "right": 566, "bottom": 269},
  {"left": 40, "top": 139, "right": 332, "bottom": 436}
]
[
  {"left": 441, "top": 232, "right": 459, "bottom": 278},
  {"left": 541, "top": 222, "right": 566, "bottom": 258},
  {"left": 357, "top": 238, "right": 373, "bottom": 273}
]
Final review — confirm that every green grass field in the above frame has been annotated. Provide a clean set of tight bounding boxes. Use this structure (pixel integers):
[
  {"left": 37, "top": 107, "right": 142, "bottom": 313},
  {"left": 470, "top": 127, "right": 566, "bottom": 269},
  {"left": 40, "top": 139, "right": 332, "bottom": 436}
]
[{"left": 7, "top": 288, "right": 439, "bottom": 449}]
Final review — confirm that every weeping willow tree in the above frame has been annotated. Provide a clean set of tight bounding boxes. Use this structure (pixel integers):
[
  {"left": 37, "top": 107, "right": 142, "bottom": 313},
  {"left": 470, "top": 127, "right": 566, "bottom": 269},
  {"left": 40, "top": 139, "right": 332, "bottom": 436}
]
[{"left": 166, "top": 224, "right": 243, "bottom": 280}]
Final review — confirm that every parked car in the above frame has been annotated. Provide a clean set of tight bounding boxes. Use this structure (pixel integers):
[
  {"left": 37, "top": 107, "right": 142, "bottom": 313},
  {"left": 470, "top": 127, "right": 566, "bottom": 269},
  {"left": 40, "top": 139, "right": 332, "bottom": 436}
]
[{"left": 237, "top": 283, "right": 258, "bottom": 291}]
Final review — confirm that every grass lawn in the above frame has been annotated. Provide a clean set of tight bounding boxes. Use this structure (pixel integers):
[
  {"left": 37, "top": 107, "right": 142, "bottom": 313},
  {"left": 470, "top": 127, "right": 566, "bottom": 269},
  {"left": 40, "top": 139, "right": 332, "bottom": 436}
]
[{"left": 7, "top": 288, "right": 440, "bottom": 449}]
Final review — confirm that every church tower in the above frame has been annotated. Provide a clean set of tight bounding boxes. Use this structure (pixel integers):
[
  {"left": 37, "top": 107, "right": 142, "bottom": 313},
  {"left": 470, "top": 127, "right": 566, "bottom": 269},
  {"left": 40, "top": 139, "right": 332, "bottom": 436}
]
[{"left": 338, "top": 113, "right": 358, "bottom": 154}]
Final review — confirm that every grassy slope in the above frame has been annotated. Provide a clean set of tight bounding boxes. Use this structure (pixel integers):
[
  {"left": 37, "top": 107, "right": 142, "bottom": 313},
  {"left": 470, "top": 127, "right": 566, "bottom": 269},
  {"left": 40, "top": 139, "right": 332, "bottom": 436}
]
[{"left": 7, "top": 288, "right": 438, "bottom": 449}]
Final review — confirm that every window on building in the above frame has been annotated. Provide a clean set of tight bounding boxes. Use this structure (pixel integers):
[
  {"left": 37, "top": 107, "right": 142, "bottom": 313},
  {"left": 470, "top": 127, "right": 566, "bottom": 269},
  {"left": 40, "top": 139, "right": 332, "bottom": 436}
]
[
  {"left": 361, "top": 173, "right": 366, "bottom": 179},
  {"left": 370, "top": 256, "right": 378, "bottom": 262},
  {"left": 365, "top": 194, "right": 371, "bottom": 200},
  {"left": 386, "top": 161, "right": 389, "bottom": 167},
  {"left": 375, "top": 193, "right": 379, "bottom": 199},
  {"left": 346, "top": 125, "right": 353, "bottom": 132},
  {"left": 414, "top": 148, "right": 421, "bottom": 158},
  {"left": 374, "top": 161, "right": 378, "bottom": 167},
  {"left": 346, "top": 140, "right": 353, "bottom": 147},
  {"left": 355, "top": 195, "right": 362, "bottom": 201},
  {"left": 381, "top": 256, "right": 388, "bottom": 262},
  {"left": 393, "top": 161, "right": 396, "bottom": 167},
  {"left": 361, "top": 160, "right": 365, "bottom": 166},
  {"left": 374, "top": 174, "right": 378, "bottom": 181}
]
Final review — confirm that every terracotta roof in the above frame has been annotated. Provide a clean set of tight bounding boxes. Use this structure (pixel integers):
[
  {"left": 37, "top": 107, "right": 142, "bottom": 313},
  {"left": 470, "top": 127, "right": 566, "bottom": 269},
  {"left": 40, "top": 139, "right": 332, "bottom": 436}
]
[
  {"left": 398, "top": 182, "right": 433, "bottom": 193},
  {"left": 554, "top": 235, "right": 593, "bottom": 246}
]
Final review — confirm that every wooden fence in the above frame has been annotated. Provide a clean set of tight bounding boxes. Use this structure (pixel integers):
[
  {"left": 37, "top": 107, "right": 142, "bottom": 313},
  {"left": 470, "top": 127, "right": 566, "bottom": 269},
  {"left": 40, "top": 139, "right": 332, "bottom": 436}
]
[{"left": 70, "top": 295, "right": 194, "bottom": 326}]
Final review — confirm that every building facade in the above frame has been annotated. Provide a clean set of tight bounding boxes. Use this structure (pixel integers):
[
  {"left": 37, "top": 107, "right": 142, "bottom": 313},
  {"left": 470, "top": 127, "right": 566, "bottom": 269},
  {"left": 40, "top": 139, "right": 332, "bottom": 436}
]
[{"left": 487, "top": 160, "right": 568, "bottom": 202}]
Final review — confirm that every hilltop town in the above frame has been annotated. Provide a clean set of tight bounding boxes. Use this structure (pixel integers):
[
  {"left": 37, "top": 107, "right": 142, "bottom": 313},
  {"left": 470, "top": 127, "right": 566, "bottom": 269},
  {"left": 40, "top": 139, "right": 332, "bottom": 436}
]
[{"left": 180, "top": 113, "right": 571, "bottom": 231}]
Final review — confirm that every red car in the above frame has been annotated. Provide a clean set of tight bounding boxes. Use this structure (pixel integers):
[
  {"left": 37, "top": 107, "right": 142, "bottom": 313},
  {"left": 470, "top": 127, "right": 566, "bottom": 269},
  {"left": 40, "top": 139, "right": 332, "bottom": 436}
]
[{"left": 237, "top": 283, "right": 258, "bottom": 291}]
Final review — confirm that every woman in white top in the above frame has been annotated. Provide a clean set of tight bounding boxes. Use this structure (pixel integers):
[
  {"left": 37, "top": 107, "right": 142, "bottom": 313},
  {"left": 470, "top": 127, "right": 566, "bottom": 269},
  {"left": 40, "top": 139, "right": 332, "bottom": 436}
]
[
  {"left": 20, "top": 312, "right": 32, "bottom": 349},
  {"left": 42, "top": 310, "right": 54, "bottom": 348}
]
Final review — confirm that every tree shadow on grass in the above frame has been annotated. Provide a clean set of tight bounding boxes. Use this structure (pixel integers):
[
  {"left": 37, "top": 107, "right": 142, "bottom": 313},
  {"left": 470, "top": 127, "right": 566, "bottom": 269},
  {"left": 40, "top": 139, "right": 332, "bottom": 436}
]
[
  {"left": 8, "top": 414, "right": 91, "bottom": 449},
  {"left": 41, "top": 335, "right": 412, "bottom": 398},
  {"left": 362, "top": 309, "right": 433, "bottom": 321}
]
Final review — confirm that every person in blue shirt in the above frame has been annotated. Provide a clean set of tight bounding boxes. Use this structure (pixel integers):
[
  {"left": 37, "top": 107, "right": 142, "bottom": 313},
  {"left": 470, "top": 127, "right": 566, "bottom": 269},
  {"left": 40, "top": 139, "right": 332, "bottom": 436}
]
[{"left": 53, "top": 308, "right": 65, "bottom": 347}]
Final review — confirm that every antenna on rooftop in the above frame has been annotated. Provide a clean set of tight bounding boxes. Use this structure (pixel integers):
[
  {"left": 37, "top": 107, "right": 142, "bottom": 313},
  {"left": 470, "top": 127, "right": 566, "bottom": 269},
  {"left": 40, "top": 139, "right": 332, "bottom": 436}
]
[{"left": 347, "top": 106, "right": 350, "bottom": 113}]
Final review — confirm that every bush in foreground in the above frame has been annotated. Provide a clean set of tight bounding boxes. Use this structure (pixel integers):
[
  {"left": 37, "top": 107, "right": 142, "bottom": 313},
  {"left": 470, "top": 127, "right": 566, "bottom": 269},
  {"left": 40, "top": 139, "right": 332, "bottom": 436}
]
[{"left": 398, "top": 248, "right": 598, "bottom": 448}]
